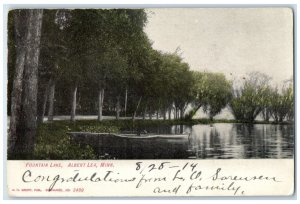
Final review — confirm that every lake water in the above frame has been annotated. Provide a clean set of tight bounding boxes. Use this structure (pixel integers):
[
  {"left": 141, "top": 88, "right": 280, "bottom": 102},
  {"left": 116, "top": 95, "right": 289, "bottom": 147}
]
[{"left": 72, "top": 123, "right": 294, "bottom": 159}]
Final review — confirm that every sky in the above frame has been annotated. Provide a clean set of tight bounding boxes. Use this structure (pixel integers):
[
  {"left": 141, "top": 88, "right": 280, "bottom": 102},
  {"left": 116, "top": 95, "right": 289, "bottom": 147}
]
[{"left": 144, "top": 8, "right": 293, "bottom": 86}]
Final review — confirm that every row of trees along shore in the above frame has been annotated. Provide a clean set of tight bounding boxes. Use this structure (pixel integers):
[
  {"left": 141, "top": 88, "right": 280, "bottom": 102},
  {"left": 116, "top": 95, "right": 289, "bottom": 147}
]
[{"left": 8, "top": 9, "right": 294, "bottom": 158}]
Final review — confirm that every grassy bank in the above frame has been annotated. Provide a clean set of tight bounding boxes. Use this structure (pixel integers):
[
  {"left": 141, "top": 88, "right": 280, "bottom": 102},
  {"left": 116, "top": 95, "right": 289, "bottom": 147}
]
[{"left": 32, "top": 118, "right": 293, "bottom": 160}]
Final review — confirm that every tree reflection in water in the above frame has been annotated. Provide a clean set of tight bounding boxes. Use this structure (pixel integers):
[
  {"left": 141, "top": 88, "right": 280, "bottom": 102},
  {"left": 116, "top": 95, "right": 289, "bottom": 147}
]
[{"left": 72, "top": 123, "right": 294, "bottom": 159}]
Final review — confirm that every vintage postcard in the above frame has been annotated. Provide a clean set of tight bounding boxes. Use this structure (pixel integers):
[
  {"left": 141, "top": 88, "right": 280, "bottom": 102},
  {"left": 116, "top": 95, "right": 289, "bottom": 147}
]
[{"left": 6, "top": 7, "right": 294, "bottom": 197}]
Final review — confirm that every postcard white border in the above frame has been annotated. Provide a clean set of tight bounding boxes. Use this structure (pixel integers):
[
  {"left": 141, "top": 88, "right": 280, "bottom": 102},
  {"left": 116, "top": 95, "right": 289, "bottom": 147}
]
[{"left": 1, "top": 0, "right": 299, "bottom": 203}]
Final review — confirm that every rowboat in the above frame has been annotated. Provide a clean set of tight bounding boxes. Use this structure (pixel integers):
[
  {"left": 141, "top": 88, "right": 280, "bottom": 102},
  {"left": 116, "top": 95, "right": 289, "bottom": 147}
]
[
  {"left": 68, "top": 132, "right": 190, "bottom": 139},
  {"left": 112, "top": 133, "right": 190, "bottom": 139}
]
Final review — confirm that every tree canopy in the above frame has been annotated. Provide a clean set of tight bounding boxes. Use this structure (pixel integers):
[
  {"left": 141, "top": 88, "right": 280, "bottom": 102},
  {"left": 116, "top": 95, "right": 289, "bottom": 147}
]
[{"left": 8, "top": 9, "right": 294, "bottom": 124}]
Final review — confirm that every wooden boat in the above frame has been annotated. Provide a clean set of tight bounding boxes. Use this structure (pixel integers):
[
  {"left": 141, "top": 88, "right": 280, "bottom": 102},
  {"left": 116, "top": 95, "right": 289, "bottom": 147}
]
[
  {"left": 68, "top": 132, "right": 190, "bottom": 139},
  {"left": 112, "top": 133, "right": 190, "bottom": 139}
]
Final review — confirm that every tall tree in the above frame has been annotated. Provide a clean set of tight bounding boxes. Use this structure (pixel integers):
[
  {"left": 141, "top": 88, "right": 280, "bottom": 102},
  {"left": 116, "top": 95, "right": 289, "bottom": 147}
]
[
  {"left": 271, "top": 81, "right": 294, "bottom": 122},
  {"left": 8, "top": 10, "right": 30, "bottom": 157},
  {"left": 200, "top": 73, "right": 232, "bottom": 120},
  {"left": 229, "top": 72, "right": 271, "bottom": 122},
  {"left": 37, "top": 10, "right": 70, "bottom": 123},
  {"left": 8, "top": 9, "right": 43, "bottom": 158}
]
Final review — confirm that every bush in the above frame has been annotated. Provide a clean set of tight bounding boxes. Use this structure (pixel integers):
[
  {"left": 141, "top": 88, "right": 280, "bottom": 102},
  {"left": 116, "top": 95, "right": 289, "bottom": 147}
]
[{"left": 33, "top": 122, "right": 99, "bottom": 159}]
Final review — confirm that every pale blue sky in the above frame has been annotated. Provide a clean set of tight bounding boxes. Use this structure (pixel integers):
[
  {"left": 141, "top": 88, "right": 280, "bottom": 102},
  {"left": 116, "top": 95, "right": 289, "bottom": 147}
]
[{"left": 145, "top": 8, "right": 293, "bottom": 86}]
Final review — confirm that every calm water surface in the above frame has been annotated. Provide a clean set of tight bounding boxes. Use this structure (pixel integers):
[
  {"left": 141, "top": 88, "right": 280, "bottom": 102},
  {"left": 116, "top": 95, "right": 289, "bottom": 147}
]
[{"left": 72, "top": 123, "right": 294, "bottom": 159}]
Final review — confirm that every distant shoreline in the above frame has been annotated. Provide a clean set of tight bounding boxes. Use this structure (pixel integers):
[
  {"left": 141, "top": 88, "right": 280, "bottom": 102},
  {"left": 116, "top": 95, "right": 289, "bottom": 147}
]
[{"left": 6, "top": 115, "right": 293, "bottom": 126}]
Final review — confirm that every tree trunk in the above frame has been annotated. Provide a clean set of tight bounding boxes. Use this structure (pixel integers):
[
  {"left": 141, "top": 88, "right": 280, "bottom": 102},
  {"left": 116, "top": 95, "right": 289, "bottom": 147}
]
[
  {"left": 266, "top": 111, "right": 270, "bottom": 122},
  {"left": 8, "top": 10, "right": 30, "bottom": 158},
  {"left": 272, "top": 112, "right": 279, "bottom": 122},
  {"left": 37, "top": 78, "right": 51, "bottom": 124},
  {"left": 116, "top": 96, "right": 120, "bottom": 120},
  {"left": 124, "top": 88, "right": 128, "bottom": 117},
  {"left": 47, "top": 78, "right": 55, "bottom": 121},
  {"left": 262, "top": 108, "right": 270, "bottom": 122},
  {"left": 156, "top": 111, "right": 159, "bottom": 120},
  {"left": 132, "top": 96, "right": 142, "bottom": 120},
  {"left": 192, "top": 104, "right": 202, "bottom": 118},
  {"left": 279, "top": 116, "right": 284, "bottom": 123},
  {"left": 180, "top": 125, "right": 183, "bottom": 134},
  {"left": 163, "top": 109, "right": 166, "bottom": 120},
  {"left": 149, "top": 107, "right": 152, "bottom": 120},
  {"left": 143, "top": 108, "right": 146, "bottom": 120},
  {"left": 168, "top": 107, "right": 171, "bottom": 120},
  {"left": 70, "top": 86, "right": 77, "bottom": 122},
  {"left": 173, "top": 108, "right": 175, "bottom": 119},
  {"left": 98, "top": 88, "right": 104, "bottom": 121},
  {"left": 180, "top": 107, "right": 184, "bottom": 119},
  {"left": 174, "top": 107, "right": 177, "bottom": 120},
  {"left": 108, "top": 99, "right": 112, "bottom": 111},
  {"left": 10, "top": 10, "right": 43, "bottom": 159}
]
